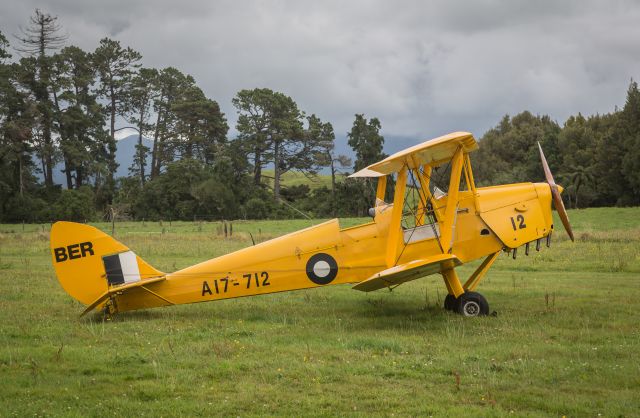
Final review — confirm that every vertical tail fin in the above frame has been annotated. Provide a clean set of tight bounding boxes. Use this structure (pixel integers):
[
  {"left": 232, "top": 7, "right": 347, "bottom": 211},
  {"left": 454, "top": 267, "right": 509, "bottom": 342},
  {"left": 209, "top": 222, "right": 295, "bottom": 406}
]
[{"left": 50, "top": 222, "right": 164, "bottom": 308}]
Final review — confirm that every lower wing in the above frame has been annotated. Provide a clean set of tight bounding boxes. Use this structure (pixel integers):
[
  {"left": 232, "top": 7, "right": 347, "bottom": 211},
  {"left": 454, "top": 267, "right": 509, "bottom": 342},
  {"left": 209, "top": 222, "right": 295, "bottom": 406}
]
[{"left": 352, "top": 254, "right": 461, "bottom": 292}]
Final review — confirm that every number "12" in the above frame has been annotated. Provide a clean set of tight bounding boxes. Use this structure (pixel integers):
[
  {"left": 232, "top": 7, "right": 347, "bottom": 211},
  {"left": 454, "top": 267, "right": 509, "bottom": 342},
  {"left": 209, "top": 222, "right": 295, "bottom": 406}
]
[{"left": 510, "top": 214, "right": 526, "bottom": 230}]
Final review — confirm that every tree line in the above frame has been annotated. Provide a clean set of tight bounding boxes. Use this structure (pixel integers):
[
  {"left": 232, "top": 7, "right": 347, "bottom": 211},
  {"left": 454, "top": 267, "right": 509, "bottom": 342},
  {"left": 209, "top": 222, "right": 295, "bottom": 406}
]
[
  {"left": 471, "top": 80, "right": 640, "bottom": 208},
  {"left": 1, "top": 10, "right": 638, "bottom": 223}
]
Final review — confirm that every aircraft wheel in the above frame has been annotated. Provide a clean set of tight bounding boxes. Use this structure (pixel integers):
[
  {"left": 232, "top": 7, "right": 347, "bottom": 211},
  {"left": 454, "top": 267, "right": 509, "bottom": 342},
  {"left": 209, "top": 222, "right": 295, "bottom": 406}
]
[
  {"left": 444, "top": 294, "right": 456, "bottom": 311},
  {"left": 455, "top": 292, "right": 489, "bottom": 317}
]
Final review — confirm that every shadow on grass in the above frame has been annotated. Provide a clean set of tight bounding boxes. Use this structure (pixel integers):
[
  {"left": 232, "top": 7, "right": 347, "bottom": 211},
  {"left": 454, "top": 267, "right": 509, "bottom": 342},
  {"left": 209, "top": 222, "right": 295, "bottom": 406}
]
[{"left": 84, "top": 295, "right": 474, "bottom": 334}]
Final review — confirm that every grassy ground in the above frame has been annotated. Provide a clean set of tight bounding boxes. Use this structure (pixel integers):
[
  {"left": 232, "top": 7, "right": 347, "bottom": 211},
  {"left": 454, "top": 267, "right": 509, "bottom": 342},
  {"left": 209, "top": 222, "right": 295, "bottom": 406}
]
[{"left": 0, "top": 208, "right": 639, "bottom": 417}]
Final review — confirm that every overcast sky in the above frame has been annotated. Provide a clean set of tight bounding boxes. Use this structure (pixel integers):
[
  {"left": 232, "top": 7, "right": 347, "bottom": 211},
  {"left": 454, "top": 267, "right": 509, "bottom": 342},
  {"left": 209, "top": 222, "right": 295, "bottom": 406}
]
[{"left": 2, "top": 0, "right": 639, "bottom": 151}]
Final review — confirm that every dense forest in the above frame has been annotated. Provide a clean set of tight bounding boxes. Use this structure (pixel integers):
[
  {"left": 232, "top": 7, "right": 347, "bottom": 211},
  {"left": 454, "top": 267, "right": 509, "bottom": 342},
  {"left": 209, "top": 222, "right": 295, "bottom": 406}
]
[{"left": 1, "top": 10, "right": 639, "bottom": 223}]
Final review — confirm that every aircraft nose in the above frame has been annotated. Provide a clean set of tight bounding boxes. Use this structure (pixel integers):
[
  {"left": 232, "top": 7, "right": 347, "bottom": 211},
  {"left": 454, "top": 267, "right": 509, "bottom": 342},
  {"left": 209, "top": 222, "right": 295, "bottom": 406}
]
[{"left": 556, "top": 184, "right": 564, "bottom": 194}]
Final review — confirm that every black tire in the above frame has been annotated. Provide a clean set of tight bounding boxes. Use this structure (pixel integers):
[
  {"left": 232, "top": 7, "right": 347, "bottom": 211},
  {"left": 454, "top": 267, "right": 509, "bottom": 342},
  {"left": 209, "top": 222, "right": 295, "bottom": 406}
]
[
  {"left": 455, "top": 292, "right": 490, "bottom": 317},
  {"left": 444, "top": 294, "right": 456, "bottom": 311}
]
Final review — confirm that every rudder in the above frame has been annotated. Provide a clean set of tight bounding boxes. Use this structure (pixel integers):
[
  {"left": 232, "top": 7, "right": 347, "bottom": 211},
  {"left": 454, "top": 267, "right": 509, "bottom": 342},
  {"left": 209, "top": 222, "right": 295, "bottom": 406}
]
[{"left": 50, "top": 222, "right": 164, "bottom": 307}]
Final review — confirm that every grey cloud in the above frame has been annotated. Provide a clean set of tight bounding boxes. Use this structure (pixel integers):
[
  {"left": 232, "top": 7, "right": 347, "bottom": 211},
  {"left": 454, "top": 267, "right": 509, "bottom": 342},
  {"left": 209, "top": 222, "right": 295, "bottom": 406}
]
[{"left": 1, "top": 0, "right": 639, "bottom": 150}]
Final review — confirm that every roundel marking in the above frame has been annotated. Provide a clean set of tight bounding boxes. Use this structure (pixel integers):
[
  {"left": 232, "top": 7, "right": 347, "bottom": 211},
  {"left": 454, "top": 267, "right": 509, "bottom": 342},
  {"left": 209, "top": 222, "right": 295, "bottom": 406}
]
[{"left": 306, "top": 253, "right": 338, "bottom": 285}]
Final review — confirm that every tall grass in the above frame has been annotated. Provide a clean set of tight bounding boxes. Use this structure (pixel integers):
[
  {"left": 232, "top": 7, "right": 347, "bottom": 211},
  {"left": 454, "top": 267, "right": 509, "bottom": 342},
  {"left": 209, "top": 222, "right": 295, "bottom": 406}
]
[{"left": 0, "top": 207, "right": 638, "bottom": 416}]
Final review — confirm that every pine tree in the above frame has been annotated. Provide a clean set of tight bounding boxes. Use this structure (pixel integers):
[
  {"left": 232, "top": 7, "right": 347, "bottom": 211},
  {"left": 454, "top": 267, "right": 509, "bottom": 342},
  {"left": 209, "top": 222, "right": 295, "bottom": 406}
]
[
  {"left": 232, "top": 88, "right": 276, "bottom": 186},
  {"left": 620, "top": 79, "right": 640, "bottom": 200},
  {"left": 1, "top": 31, "right": 40, "bottom": 212},
  {"left": 93, "top": 38, "right": 141, "bottom": 200},
  {"left": 347, "top": 114, "right": 385, "bottom": 171},
  {"left": 344, "top": 114, "right": 387, "bottom": 216},
  {"left": 149, "top": 67, "right": 192, "bottom": 178},
  {"left": 306, "top": 117, "right": 350, "bottom": 216},
  {"left": 128, "top": 68, "right": 158, "bottom": 185},
  {"left": 14, "top": 9, "right": 67, "bottom": 186},
  {"left": 172, "top": 84, "right": 228, "bottom": 164},
  {"left": 234, "top": 88, "right": 323, "bottom": 201},
  {"left": 51, "top": 46, "right": 106, "bottom": 190}
]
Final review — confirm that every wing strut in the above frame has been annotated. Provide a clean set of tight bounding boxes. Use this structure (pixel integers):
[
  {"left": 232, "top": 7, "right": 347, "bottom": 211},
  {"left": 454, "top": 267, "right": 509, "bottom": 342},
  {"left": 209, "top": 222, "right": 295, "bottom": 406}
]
[
  {"left": 385, "top": 166, "right": 408, "bottom": 267},
  {"left": 439, "top": 146, "right": 464, "bottom": 254}
]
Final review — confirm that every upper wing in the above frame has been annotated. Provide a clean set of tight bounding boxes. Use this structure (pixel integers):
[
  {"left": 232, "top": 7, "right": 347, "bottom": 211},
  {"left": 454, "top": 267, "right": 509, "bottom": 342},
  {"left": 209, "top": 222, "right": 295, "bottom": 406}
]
[
  {"left": 352, "top": 254, "right": 461, "bottom": 292},
  {"left": 350, "top": 131, "right": 477, "bottom": 178}
]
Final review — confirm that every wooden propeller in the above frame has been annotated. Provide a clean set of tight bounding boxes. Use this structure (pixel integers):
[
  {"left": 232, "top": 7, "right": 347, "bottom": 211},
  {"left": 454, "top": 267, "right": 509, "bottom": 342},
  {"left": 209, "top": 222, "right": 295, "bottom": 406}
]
[{"left": 537, "top": 142, "right": 574, "bottom": 242}]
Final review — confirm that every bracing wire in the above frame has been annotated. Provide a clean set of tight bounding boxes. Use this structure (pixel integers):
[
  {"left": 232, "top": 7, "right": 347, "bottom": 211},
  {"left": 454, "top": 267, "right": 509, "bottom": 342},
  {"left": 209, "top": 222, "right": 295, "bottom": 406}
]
[
  {"left": 394, "top": 164, "right": 428, "bottom": 265},
  {"left": 411, "top": 165, "right": 443, "bottom": 253}
]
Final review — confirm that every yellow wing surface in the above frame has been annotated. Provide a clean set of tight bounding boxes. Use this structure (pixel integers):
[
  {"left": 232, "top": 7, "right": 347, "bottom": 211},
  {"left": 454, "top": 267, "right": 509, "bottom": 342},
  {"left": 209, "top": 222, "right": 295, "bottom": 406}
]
[
  {"left": 352, "top": 254, "right": 462, "bottom": 292},
  {"left": 350, "top": 131, "right": 477, "bottom": 178}
]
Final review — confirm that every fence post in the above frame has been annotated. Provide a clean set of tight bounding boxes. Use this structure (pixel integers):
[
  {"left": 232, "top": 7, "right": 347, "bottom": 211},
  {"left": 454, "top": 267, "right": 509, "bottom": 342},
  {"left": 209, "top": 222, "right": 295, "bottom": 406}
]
[{"left": 110, "top": 207, "right": 116, "bottom": 236}]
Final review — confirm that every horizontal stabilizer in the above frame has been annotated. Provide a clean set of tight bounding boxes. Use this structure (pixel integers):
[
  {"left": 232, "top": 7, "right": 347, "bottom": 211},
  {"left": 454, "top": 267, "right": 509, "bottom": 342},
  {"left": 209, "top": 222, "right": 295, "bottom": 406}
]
[
  {"left": 81, "top": 276, "right": 166, "bottom": 316},
  {"left": 352, "top": 254, "right": 461, "bottom": 292}
]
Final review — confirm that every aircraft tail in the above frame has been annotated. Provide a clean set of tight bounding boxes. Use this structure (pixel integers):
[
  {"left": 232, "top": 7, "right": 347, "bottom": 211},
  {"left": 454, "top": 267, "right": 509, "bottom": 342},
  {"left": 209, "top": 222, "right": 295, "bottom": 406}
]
[{"left": 50, "top": 222, "right": 164, "bottom": 309}]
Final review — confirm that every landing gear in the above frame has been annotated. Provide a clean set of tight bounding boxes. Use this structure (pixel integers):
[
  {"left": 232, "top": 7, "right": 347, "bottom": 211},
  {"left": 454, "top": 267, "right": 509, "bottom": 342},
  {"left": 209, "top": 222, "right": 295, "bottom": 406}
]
[
  {"left": 456, "top": 292, "right": 489, "bottom": 317},
  {"left": 442, "top": 263, "right": 493, "bottom": 316},
  {"left": 444, "top": 292, "right": 490, "bottom": 317},
  {"left": 444, "top": 294, "right": 456, "bottom": 311}
]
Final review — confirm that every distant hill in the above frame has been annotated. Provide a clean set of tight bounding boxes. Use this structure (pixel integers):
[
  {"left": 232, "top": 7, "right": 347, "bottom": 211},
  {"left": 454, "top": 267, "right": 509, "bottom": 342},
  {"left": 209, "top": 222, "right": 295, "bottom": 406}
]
[
  {"left": 50, "top": 135, "right": 153, "bottom": 186},
  {"left": 112, "top": 135, "right": 155, "bottom": 178},
  {"left": 260, "top": 169, "right": 341, "bottom": 191}
]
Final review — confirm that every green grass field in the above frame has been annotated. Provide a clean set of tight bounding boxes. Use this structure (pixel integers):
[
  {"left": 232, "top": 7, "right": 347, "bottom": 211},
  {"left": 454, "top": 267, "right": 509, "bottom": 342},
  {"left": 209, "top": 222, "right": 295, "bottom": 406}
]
[{"left": 0, "top": 208, "right": 639, "bottom": 417}]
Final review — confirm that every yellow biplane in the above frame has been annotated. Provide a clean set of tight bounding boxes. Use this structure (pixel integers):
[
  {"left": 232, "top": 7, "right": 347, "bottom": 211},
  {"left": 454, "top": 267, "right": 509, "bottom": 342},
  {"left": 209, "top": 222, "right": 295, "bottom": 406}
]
[{"left": 50, "top": 132, "right": 573, "bottom": 317}]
